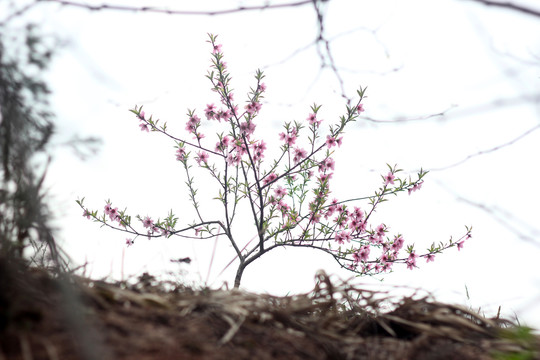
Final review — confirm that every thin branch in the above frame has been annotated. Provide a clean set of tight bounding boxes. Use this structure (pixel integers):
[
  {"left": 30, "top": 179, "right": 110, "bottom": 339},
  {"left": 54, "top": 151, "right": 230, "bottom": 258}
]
[
  {"left": 364, "top": 93, "right": 540, "bottom": 124},
  {"left": 37, "top": 0, "right": 326, "bottom": 15},
  {"left": 0, "top": 1, "right": 40, "bottom": 25},
  {"left": 312, "top": 0, "right": 350, "bottom": 103},
  {"left": 363, "top": 106, "right": 456, "bottom": 123},
  {"left": 463, "top": 0, "right": 540, "bottom": 18},
  {"left": 429, "top": 123, "right": 540, "bottom": 171},
  {"left": 437, "top": 180, "right": 540, "bottom": 245}
]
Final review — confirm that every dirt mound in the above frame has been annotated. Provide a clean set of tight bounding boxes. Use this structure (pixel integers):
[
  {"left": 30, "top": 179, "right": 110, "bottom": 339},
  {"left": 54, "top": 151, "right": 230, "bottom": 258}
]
[{"left": 1, "top": 258, "right": 538, "bottom": 360}]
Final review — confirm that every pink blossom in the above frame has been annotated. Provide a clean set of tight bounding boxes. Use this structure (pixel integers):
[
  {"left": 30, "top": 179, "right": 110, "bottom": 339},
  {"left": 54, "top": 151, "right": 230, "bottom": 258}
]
[
  {"left": 278, "top": 200, "right": 290, "bottom": 213},
  {"left": 223, "top": 91, "right": 234, "bottom": 104},
  {"left": 213, "top": 44, "right": 222, "bottom": 54},
  {"left": 318, "top": 161, "right": 328, "bottom": 173},
  {"left": 319, "top": 173, "right": 333, "bottom": 183},
  {"left": 253, "top": 140, "right": 266, "bottom": 151},
  {"left": 408, "top": 181, "right": 424, "bottom": 195},
  {"left": 205, "top": 104, "right": 216, "bottom": 120},
  {"left": 263, "top": 173, "right": 278, "bottom": 186},
  {"left": 326, "top": 135, "right": 336, "bottom": 148},
  {"left": 335, "top": 230, "right": 351, "bottom": 244},
  {"left": 195, "top": 227, "right": 203, "bottom": 236},
  {"left": 196, "top": 151, "right": 209, "bottom": 165},
  {"left": 82, "top": 209, "right": 91, "bottom": 219},
  {"left": 104, "top": 203, "right": 112, "bottom": 215},
  {"left": 245, "top": 101, "right": 262, "bottom": 115},
  {"left": 251, "top": 140, "right": 267, "bottom": 161},
  {"left": 279, "top": 130, "right": 297, "bottom": 146},
  {"left": 353, "top": 207, "right": 364, "bottom": 220},
  {"left": 215, "top": 136, "right": 231, "bottom": 153},
  {"left": 382, "top": 262, "right": 393, "bottom": 272},
  {"left": 190, "top": 115, "right": 201, "bottom": 125},
  {"left": 307, "top": 113, "right": 321, "bottom": 126},
  {"left": 227, "top": 152, "right": 242, "bottom": 166},
  {"left": 457, "top": 241, "right": 465, "bottom": 251},
  {"left": 349, "top": 218, "right": 360, "bottom": 231},
  {"left": 139, "top": 111, "right": 146, "bottom": 120},
  {"left": 143, "top": 216, "right": 154, "bottom": 229},
  {"left": 231, "top": 104, "right": 239, "bottom": 116},
  {"left": 274, "top": 186, "right": 287, "bottom": 198},
  {"left": 425, "top": 253, "right": 435, "bottom": 263},
  {"left": 334, "top": 215, "right": 347, "bottom": 229},
  {"left": 391, "top": 236, "right": 404, "bottom": 251},
  {"left": 108, "top": 207, "right": 119, "bottom": 221},
  {"left": 139, "top": 122, "right": 149, "bottom": 132},
  {"left": 335, "top": 231, "right": 344, "bottom": 244},
  {"left": 384, "top": 172, "right": 395, "bottom": 185},
  {"left": 350, "top": 218, "right": 366, "bottom": 234},
  {"left": 408, "top": 252, "right": 418, "bottom": 265},
  {"left": 376, "top": 224, "right": 386, "bottom": 238},
  {"left": 176, "top": 148, "right": 187, "bottom": 161},
  {"left": 309, "top": 212, "right": 321, "bottom": 224},
  {"left": 342, "top": 231, "right": 352, "bottom": 242},
  {"left": 406, "top": 260, "right": 415, "bottom": 270},
  {"left": 239, "top": 121, "right": 256, "bottom": 136},
  {"left": 319, "top": 158, "right": 335, "bottom": 173},
  {"left": 258, "top": 83, "right": 266, "bottom": 92},
  {"left": 362, "top": 263, "right": 373, "bottom": 273},
  {"left": 286, "top": 132, "right": 297, "bottom": 146},
  {"left": 325, "top": 158, "right": 335, "bottom": 171},
  {"left": 293, "top": 147, "right": 307, "bottom": 164},
  {"left": 194, "top": 132, "right": 205, "bottom": 141},
  {"left": 126, "top": 238, "right": 134, "bottom": 247},
  {"left": 185, "top": 122, "right": 196, "bottom": 134},
  {"left": 325, "top": 199, "right": 338, "bottom": 218},
  {"left": 222, "top": 135, "right": 232, "bottom": 147},
  {"left": 217, "top": 109, "right": 232, "bottom": 122},
  {"left": 357, "top": 104, "right": 365, "bottom": 113},
  {"left": 354, "top": 245, "right": 370, "bottom": 262}
]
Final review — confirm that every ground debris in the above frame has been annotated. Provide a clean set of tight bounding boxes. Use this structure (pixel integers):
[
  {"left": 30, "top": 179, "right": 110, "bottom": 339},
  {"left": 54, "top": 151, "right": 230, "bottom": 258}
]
[{"left": 1, "top": 260, "right": 539, "bottom": 360}]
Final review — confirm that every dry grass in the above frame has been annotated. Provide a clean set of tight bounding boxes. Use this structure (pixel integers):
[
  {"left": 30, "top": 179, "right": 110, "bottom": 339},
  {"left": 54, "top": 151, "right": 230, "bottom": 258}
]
[{"left": 1, "top": 258, "right": 538, "bottom": 360}]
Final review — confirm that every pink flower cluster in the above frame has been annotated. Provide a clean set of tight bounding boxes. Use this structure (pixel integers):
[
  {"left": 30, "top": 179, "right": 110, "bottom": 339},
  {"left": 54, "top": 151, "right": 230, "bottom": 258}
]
[
  {"left": 142, "top": 215, "right": 173, "bottom": 239},
  {"left": 138, "top": 111, "right": 148, "bottom": 132},
  {"left": 104, "top": 203, "right": 122, "bottom": 225},
  {"left": 279, "top": 128, "right": 297, "bottom": 146}
]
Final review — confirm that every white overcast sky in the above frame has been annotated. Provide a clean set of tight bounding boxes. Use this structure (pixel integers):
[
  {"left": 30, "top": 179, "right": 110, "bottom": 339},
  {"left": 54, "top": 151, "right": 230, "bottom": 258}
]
[{"left": 5, "top": 0, "right": 540, "bottom": 329}]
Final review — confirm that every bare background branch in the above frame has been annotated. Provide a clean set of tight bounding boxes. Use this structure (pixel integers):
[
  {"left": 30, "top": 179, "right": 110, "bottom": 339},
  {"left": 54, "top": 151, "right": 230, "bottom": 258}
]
[{"left": 463, "top": 0, "right": 540, "bottom": 18}]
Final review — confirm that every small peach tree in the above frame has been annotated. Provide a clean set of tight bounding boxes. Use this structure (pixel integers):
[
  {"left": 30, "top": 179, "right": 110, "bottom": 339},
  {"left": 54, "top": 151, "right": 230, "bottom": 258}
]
[{"left": 78, "top": 34, "right": 471, "bottom": 288}]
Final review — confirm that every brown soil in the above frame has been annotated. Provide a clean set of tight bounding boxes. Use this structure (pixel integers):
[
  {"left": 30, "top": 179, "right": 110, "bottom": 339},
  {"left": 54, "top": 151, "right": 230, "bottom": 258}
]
[{"left": 1, "top": 258, "right": 539, "bottom": 360}]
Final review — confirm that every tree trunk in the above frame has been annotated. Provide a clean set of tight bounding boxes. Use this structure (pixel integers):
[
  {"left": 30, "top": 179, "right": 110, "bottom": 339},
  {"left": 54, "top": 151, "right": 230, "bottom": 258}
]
[{"left": 234, "top": 264, "right": 245, "bottom": 288}]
